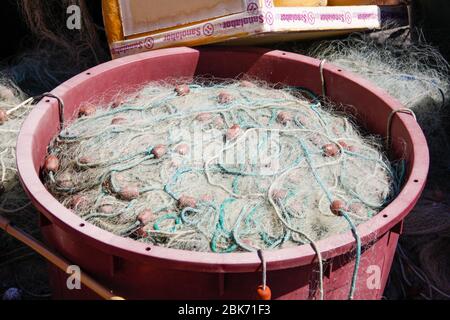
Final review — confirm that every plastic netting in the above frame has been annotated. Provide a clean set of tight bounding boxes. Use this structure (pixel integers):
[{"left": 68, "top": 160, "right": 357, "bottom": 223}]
[
  {"left": 307, "top": 33, "right": 450, "bottom": 300},
  {"left": 44, "top": 79, "right": 401, "bottom": 254}
]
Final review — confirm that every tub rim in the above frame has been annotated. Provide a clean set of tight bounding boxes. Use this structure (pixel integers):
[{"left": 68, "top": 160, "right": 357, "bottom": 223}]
[{"left": 16, "top": 46, "right": 429, "bottom": 273}]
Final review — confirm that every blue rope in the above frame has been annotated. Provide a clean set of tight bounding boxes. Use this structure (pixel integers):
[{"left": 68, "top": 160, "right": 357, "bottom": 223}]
[{"left": 341, "top": 211, "right": 361, "bottom": 300}]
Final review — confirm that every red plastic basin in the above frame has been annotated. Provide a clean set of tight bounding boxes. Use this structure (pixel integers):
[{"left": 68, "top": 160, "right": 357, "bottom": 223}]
[{"left": 16, "top": 47, "right": 429, "bottom": 300}]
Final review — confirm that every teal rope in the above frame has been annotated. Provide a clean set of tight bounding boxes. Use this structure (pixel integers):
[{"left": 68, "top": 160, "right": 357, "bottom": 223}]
[
  {"left": 299, "top": 138, "right": 363, "bottom": 299},
  {"left": 153, "top": 213, "right": 181, "bottom": 232},
  {"left": 211, "top": 198, "right": 237, "bottom": 253},
  {"left": 341, "top": 211, "right": 361, "bottom": 300}
]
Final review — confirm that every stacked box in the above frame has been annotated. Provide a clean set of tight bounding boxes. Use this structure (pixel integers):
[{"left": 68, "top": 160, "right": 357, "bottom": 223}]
[{"left": 103, "top": 0, "right": 381, "bottom": 59}]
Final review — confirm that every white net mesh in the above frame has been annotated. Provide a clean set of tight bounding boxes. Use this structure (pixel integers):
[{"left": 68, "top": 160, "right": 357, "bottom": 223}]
[{"left": 44, "top": 79, "right": 401, "bottom": 253}]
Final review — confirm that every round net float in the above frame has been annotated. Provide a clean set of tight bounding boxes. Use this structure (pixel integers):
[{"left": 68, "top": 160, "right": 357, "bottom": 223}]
[
  {"left": 226, "top": 124, "right": 240, "bottom": 140},
  {"left": 136, "top": 224, "right": 151, "bottom": 238},
  {"left": 175, "top": 144, "right": 189, "bottom": 155},
  {"left": 0, "top": 108, "right": 7, "bottom": 125},
  {"left": 174, "top": 84, "right": 190, "bottom": 96},
  {"left": 16, "top": 48, "right": 429, "bottom": 300},
  {"left": 337, "top": 140, "right": 348, "bottom": 149},
  {"left": 217, "top": 91, "right": 233, "bottom": 104},
  {"left": 44, "top": 155, "right": 59, "bottom": 172},
  {"left": 111, "top": 99, "right": 124, "bottom": 109},
  {"left": 330, "top": 200, "right": 346, "bottom": 216},
  {"left": 99, "top": 204, "right": 114, "bottom": 214},
  {"left": 257, "top": 285, "right": 272, "bottom": 300},
  {"left": 323, "top": 143, "right": 340, "bottom": 157},
  {"left": 78, "top": 104, "right": 96, "bottom": 117},
  {"left": 118, "top": 185, "right": 140, "bottom": 201},
  {"left": 276, "top": 111, "right": 292, "bottom": 125},
  {"left": 151, "top": 144, "right": 167, "bottom": 159},
  {"left": 70, "top": 195, "right": 88, "bottom": 210},
  {"left": 178, "top": 195, "right": 197, "bottom": 209},
  {"left": 111, "top": 116, "right": 127, "bottom": 125},
  {"left": 138, "top": 209, "right": 154, "bottom": 225}
]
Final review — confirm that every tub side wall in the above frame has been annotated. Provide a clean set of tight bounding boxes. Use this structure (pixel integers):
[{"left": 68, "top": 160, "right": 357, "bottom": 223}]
[{"left": 42, "top": 215, "right": 402, "bottom": 299}]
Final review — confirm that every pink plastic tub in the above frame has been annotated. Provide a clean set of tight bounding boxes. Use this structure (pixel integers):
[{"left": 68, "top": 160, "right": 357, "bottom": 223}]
[{"left": 16, "top": 47, "right": 429, "bottom": 300}]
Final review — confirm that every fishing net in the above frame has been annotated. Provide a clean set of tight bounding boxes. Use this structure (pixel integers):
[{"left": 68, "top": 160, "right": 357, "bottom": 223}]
[
  {"left": 0, "top": 0, "right": 104, "bottom": 299},
  {"left": 1, "top": 0, "right": 105, "bottom": 253},
  {"left": 6, "top": 0, "right": 108, "bottom": 96},
  {"left": 307, "top": 34, "right": 450, "bottom": 184},
  {"left": 387, "top": 190, "right": 450, "bottom": 300},
  {"left": 306, "top": 32, "right": 450, "bottom": 299},
  {"left": 0, "top": 77, "right": 34, "bottom": 222},
  {"left": 43, "top": 79, "right": 401, "bottom": 254},
  {"left": 0, "top": 76, "right": 51, "bottom": 299}
]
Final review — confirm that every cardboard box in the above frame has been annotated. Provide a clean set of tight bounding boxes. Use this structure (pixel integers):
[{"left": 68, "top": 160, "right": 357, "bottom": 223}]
[
  {"left": 118, "top": 0, "right": 328, "bottom": 37},
  {"left": 328, "top": 0, "right": 402, "bottom": 5},
  {"left": 103, "top": 0, "right": 380, "bottom": 59}
]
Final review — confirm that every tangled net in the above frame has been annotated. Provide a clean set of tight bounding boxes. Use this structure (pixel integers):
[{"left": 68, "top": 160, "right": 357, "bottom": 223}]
[
  {"left": 44, "top": 79, "right": 401, "bottom": 256},
  {"left": 6, "top": 0, "right": 108, "bottom": 96},
  {"left": 308, "top": 34, "right": 450, "bottom": 183},
  {"left": 304, "top": 34, "right": 450, "bottom": 299},
  {"left": 387, "top": 189, "right": 450, "bottom": 300},
  {"left": 0, "top": 76, "right": 52, "bottom": 300},
  {"left": 309, "top": 35, "right": 449, "bottom": 112},
  {"left": 0, "top": 0, "right": 104, "bottom": 299},
  {"left": 0, "top": 77, "right": 33, "bottom": 218}
]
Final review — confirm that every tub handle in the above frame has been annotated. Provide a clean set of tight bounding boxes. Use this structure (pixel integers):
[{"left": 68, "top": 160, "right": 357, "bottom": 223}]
[{"left": 386, "top": 108, "right": 417, "bottom": 150}]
